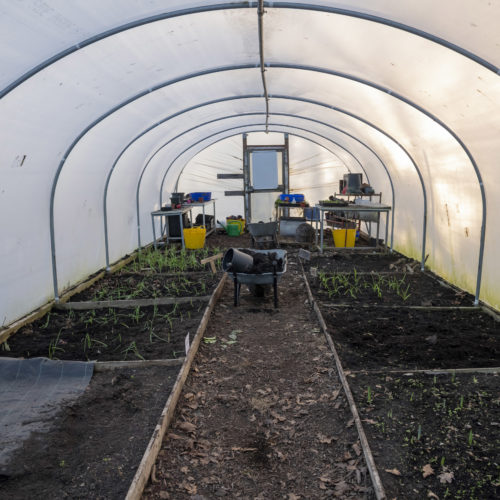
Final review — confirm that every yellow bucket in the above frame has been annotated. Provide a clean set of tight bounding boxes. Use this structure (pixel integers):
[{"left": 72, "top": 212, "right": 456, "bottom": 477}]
[
  {"left": 332, "top": 228, "right": 356, "bottom": 248},
  {"left": 226, "top": 218, "right": 245, "bottom": 235},
  {"left": 183, "top": 226, "right": 206, "bottom": 249}
]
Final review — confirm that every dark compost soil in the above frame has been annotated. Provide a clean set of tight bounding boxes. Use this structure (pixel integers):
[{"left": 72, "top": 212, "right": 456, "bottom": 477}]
[
  {"left": 3, "top": 302, "right": 205, "bottom": 362},
  {"left": 320, "top": 307, "right": 499, "bottom": 371},
  {"left": 70, "top": 273, "right": 221, "bottom": 302},
  {"left": 349, "top": 372, "right": 500, "bottom": 500},
  {"left": 0, "top": 365, "right": 181, "bottom": 499}
]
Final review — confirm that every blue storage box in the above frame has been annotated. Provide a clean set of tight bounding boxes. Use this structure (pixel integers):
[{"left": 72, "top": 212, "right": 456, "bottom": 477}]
[
  {"left": 189, "top": 192, "right": 211, "bottom": 202},
  {"left": 279, "top": 193, "right": 305, "bottom": 203}
]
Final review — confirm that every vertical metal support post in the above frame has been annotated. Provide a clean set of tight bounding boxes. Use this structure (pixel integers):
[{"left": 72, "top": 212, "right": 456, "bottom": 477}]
[
  {"left": 243, "top": 134, "right": 251, "bottom": 223},
  {"left": 283, "top": 133, "right": 289, "bottom": 193},
  {"left": 320, "top": 210, "right": 324, "bottom": 253},
  {"left": 179, "top": 212, "right": 185, "bottom": 250},
  {"left": 283, "top": 133, "right": 290, "bottom": 219},
  {"left": 376, "top": 212, "right": 381, "bottom": 248},
  {"left": 385, "top": 210, "right": 390, "bottom": 252},
  {"left": 152, "top": 214, "right": 157, "bottom": 250}
]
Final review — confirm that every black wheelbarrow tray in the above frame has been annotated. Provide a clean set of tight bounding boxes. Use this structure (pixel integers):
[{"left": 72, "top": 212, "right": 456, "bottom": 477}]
[{"left": 224, "top": 248, "right": 287, "bottom": 308}]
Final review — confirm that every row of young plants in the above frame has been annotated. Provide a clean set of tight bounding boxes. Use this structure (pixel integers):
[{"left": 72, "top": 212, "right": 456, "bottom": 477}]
[
  {"left": 317, "top": 269, "right": 411, "bottom": 301},
  {"left": 3, "top": 247, "right": 222, "bottom": 362},
  {"left": 5, "top": 302, "right": 204, "bottom": 362},
  {"left": 352, "top": 371, "right": 499, "bottom": 500},
  {"left": 122, "top": 246, "right": 223, "bottom": 274},
  {"left": 79, "top": 275, "right": 213, "bottom": 302}
]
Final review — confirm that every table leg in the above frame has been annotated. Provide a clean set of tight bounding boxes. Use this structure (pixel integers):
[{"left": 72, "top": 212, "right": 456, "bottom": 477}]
[
  {"left": 320, "top": 211, "right": 324, "bottom": 253},
  {"left": 180, "top": 213, "right": 185, "bottom": 249},
  {"left": 152, "top": 215, "right": 157, "bottom": 250}
]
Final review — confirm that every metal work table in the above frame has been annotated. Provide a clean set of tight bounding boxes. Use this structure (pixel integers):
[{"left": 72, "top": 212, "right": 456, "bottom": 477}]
[
  {"left": 151, "top": 199, "right": 216, "bottom": 249},
  {"left": 315, "top": 203, "right": 391, "bottom": 253},
  {"left": 151, "top": 207, "right": 193, "bottom": 249}
]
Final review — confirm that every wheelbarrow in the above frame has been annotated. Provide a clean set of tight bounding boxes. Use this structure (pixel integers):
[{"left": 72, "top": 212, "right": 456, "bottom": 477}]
[
  {"left": 247, "top": 221, "right": 278, "bottom": 248},
  {"left": 222, "top": 248, "right": 287, "bottom": 308}
]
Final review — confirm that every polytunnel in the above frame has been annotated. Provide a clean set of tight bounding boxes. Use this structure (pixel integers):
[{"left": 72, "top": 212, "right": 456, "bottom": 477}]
[
  {"left": 1, "top": 1, "right": 500, "bottom": 324},
  {"left": 1, "top": 2, "right": 500, "bottom": 499}
]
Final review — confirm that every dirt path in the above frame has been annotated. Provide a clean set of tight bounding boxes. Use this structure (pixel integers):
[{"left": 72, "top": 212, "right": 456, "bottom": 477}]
[{"left": 143, "top": 252, "right": 374, "bottom": 499}]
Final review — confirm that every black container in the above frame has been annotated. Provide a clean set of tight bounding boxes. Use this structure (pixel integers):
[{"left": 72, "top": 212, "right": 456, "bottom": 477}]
[
  {"left": 222, "top": 248, "right": 254, "bottom": 273},
  {"left": 343, "top": 173, "right": 362, "bottom": 193},
  {"left": 195, "top": 213, "right": 214, "bottom": 229},
  {"left": 166, "top": 213, "right": 190, "bottom": 237}
]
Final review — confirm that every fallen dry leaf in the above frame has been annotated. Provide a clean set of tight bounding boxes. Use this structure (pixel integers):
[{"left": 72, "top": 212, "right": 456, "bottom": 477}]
[
  {"left": 422, "top": 463, "right": 434, "bottom": 478},
  {"left": 334, "top": 480, "right": 350, "bottom": 495},
  {"left": 352, "top": 442, "right": 361, "bottom": 456},
  {"left": 179, "top": 480, "right": 197, "bottom": 494},
  {"left": 385, "top": 468, "right": 401, "bottom": 476},
  {"left": 270, "top": 410, "right": 286, "bottom": 422},
  {"left": 362, "top": 418, "right": 377, "bottom": 425},
  {"left": 167, "top": 433, "right": 185, "bottom": 440},
  {"left": 438, "top": 471, "right": 454, "bottom": 484},
  {"left": 427, "top": 491, "right": 439, "bottom": 499},
  {"left": 317, "top": 433, "right": 334, "bottom": 444},
  {"left": 178, "top": 421, "right": 196, "bottom": 433},
  {"left": 288, "top": 494, "right": 300, "bottom": 500},
  {"left": 180, "top": 466, "right": 189, "bottom": 474},
  {"left": 231, "top": 446, "right": 258, "bottom": 452},
  {"left": 331, "top": 389, "right": 340, "bottom": 401}
]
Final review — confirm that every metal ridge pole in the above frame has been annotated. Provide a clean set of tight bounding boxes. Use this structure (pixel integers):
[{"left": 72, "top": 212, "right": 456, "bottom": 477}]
[{"left": 258, "top": 0, "right": 270, "bottom": 132}]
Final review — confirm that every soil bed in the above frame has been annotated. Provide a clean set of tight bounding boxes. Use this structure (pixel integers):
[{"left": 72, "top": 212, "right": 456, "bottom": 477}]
[
  {"left": 305, "top": 251, "right": 417, "bottom": 273},
  {"left": 348, "top": 371, "right": 500, "bottom": 500},
  {"left": 309, "top": 271, "right": 474, "bottom": 306},
  {"left": 3, "top": 303, "right": 205, "bottom": 361},
  {"left": 0, "top": 365, "right": 181, "bottom": 500},
  {"left": 69, "top": 272, "right": 220, "bottom": 302},
  {"left": 119, "top": 246, "right": 225, "bottom": 274},
  {"left": 321, "top": 307, "right": 499, "bottom": 371}
]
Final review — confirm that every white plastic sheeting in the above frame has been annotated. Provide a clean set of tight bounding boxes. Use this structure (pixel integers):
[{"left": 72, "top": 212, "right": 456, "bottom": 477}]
[{"left": 1, "top": 1, "right": 499, "bottom": 327}]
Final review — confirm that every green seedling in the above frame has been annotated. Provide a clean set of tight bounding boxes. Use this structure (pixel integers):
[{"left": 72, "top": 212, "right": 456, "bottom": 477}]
[
  {"left": 48, "top": 329, "right": 64, "bottom": 360},
  {"left": 203, "top": 336, "right": 217, "bottom": 344},
  {"left": 398, "top": 283, "right": 412, "bottom": 301},
  {"left": 129, "top": 306, "right": 144, "bottom": 324},
  {"left": 367, "top": 386, "right": 373, "bottom": 404},
  {"left": 468, "top": 429, "right": 474, "bottom": 446},
  {"left": 121, "top": 341, "right": 144, "bottom": 360},
  {"left": 41, "top": 312, "right": 51, "bottom": 329}
]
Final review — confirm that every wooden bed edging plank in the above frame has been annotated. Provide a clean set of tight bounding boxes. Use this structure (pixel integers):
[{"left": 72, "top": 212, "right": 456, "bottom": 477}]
[
  {"left": 55, "top": 295, "right": 212, "bottom": 310},
  {"left": 346, "top": 366, "right": 500, "bottom": 376},
  {"left": 318, "top": 303, "right": 479, "bottom": 311},
  {"left": 125, "top": 273, "right": 227, "bottom": 500},
  {"left": 93, "top": 358, "right": 185, "bottom": 372},
  {"left": 301, "top": 263, "right": 387, "bottom": 500}
]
